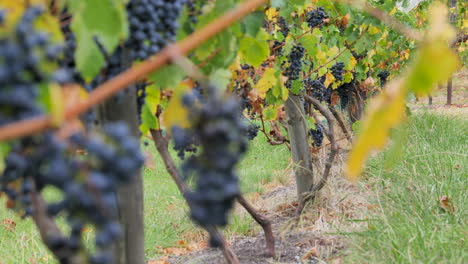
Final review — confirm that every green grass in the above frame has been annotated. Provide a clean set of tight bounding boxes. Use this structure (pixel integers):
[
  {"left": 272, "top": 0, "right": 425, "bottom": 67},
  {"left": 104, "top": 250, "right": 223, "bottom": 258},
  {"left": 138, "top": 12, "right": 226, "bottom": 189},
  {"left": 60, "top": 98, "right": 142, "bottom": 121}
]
[
  {"left": 0, "top": 131, "right": 290, "bottom": 263},
  {"left": 345, "top": 112, "right": 468, "bottom": 264}
]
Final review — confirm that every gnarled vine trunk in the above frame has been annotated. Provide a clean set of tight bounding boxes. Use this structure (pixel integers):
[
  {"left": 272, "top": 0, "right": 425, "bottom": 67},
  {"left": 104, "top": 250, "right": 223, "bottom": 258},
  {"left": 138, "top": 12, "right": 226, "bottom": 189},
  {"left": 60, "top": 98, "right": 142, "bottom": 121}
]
[{"left": 284, "top": 94, "right": 313, "bottom": 205}]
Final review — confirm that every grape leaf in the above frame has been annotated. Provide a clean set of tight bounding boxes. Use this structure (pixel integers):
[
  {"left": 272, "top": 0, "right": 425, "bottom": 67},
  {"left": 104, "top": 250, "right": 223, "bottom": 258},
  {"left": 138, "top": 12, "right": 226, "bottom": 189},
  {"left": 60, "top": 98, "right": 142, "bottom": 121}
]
[
  {"left": 243, "top": 11, "right": 265, "bottom": 37},
  {"left": 69, "top": 0, "right": 128, "bottom": 81},
  {"left": 256, "top": 68, "right": 277, "bottom": 99},
  {"left": 239, "top": 37, "right": 269, "bottom": 68}
]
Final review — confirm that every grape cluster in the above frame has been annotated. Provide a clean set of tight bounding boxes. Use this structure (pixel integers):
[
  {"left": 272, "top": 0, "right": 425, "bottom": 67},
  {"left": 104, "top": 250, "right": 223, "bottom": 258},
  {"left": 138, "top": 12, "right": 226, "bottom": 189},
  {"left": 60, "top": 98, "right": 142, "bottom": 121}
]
[
  {"left": 284, "top": 44, "right": 305, "bottom": 88},
  {"left": 243, "top": 122, "right": 259, "bottom": 141},
  {"left": 3, "top": 125, "right": 143, "bottom": 264},
  {"left": 330, "top": 62, "right": 345, "bottom": 82},
  {"left": 0, "top": 6, "right": 68, "bottom": 126},
  {"left": 377, "top": 70, "right": 390, "bottom": 87},
  {"left": 126, "top": 0, "right": 186, "bottom": 61},
  {"left": 306, "top": 7, "right": 328, "bottom": 28},
  {"left": 172, "top": 125, "right": 199, "bottom": 160},
  {"left": 177, "top": 83, "right": 247, "bottom": 244},
  {"left": 309, "top": 124, "right": 324, "bottom": 147},
  {"left": 277, "top": 17, "right": 289, "bottom": 37},
  {"left": 0, "top": 8, "right": 144, "bottom": 263},
  {"left": 304, "top": 77, "right": 331, "bottom": 103},
  {"left": 336, "top": 81, "right": 353, "bottom": 108},
  {"left": 271, "top": 40, "right": 284, "bottom": 56}
]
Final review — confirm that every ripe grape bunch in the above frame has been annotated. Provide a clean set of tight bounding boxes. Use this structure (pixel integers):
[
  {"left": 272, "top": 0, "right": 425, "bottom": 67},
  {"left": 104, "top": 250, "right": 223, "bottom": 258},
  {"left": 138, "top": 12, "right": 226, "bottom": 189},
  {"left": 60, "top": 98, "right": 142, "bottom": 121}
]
[
  {"left": 304, "top": 77, "right": 331, "bottom": 103},
  {"left": 276, "top": 17, "right": 290, "bottom": 37},
  {"left": 126, "top": 0, "right": 186, "bottom": 61},
  {"left": 0, "top": 7, "right": 144, "bottom": 264},
  {"left": 377, "top": 70, "right": 390, "bottom": 87},
  {"left": 178, "top": 83, "right": 247, "bottom": 246},
  {"left": 284, "top": 44, "right": 305, "bottom": 88},
  {"left": 306, "top": 7, "right": 328, "bottom": 28},
  {"left": 309, "top": 124, "right": 325, "bottom": 147},
  {"left": 244, "top": 122, "right": 260, "bottom": 141},
  {"left": 330, "top": 62, "right": 345, "bottom": 82}
]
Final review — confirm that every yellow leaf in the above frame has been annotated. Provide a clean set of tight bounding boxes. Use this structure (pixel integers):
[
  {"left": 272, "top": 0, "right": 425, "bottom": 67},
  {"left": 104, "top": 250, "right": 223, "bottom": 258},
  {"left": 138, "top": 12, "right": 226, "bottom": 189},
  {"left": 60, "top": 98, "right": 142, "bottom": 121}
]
[
  {"left": 324, "top": 73, "right": 335, "bottom": 88},
  {"left": 265, "top": 8, "right": 278, "bottom": 21},
  {"left": 368, "top": 25, "right": 380, "bottom": 35},
  {"left": 255, "top": 68, "right": 277, "bottom": 99},
  {"left": 316, "top": 50, "right": 327, "bottom": 61},
  {"left": 346, "top": 79, "right": 407, "bottom": 180},
  {"left": 162, "top": 84, "right": 190, "bottom": 130},
  {"left": 327, "top": 46, "right": 339, "bottom": 57},
  {"left": 49, "top": 84, "right": 65, "bottom": 127},
  {"left": 349, "top": 57, "right": 357, "bottom": 70}
]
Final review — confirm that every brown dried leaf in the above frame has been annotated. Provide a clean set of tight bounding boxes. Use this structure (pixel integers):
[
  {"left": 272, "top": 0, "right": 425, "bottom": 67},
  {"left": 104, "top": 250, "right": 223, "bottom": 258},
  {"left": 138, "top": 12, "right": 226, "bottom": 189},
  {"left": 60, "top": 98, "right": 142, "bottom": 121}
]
[
  {"left": 1, "top": 218, "right": 16, "bottom": 232},
  {"left": 439, "top": 196, "right": 455, "bottom": 214},
  {"left": 302, "top": 247, "right": 319, "bottom": 260}
]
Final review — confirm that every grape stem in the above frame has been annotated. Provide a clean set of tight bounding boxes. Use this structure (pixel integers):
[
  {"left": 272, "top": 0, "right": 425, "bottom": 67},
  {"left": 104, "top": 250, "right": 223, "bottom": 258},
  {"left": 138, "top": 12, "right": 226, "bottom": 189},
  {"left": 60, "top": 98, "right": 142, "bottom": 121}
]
[{"left": 0, "top": 0, "right": 269, "bottom": 142}]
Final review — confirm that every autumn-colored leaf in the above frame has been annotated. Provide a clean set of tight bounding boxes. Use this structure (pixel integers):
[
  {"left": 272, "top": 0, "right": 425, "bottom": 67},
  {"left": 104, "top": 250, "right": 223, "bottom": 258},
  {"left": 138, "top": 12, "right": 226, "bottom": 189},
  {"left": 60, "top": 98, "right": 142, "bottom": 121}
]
[
  {"left": 255, "top": 68, "right": 277, "bottom": 99},
  {"left": 162, "top": 83, "right": 191, "bottom": 131},
  {"left": 324, "top": 72, "right": 336, "bottom": 88},
  {"left": 1, "top": 218, "right": 16, "bottom": 232},
  {"left": 439, "top": 196, "right": 455, "bottom": 214},
  {"left": 302, "top": 247, "right": 319, "bottom": 260}
]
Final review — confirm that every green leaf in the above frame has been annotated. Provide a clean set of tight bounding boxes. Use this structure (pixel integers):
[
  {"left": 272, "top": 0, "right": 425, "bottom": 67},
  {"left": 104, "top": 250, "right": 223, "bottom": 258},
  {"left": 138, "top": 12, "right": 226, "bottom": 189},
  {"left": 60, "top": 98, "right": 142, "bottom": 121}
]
[
  {"left": 0, "top": 143, "right": 11, "bottom": 175},
  {"left": 239, "top": 37, "right": 269, "bottom": 68},
  {"left": 299, "top": 35, "right": 318, "bottom": 57},
  {"left": 271, "top": 0, "right": 286, "bottom": 8},
  {"left": 70, "top": 0, "right": 128, "bottom": 81},
  {"left": 243, "top": 11, "right": 265, "bottom": 37},
  {"left": 141, "top": 102, "right": 159, "bottom": 132},
  {"left": 289, "top": 79, "right": 302, "bottom": 95},
  {"left": 149, "top": 65, "right": 184, "bottom": 89},
  {"left": 210, "top": 69, "right": 232, "bottom": 90},
  {"left": 263, "top": 105, "right": 278, "bottom": 121}
]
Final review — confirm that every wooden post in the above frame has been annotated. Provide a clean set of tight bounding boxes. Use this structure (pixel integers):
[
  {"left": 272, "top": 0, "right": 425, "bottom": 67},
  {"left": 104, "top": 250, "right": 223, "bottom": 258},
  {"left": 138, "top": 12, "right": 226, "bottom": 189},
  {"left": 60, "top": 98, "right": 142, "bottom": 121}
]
[
  {"left": 97, "top": 50, "right": 145, "bottom": 264},
  {"left": 98, "top": 88, "right": 145, "bottom": 264},
  {"left": 284, "top": 94, "right": 313, "bottom": 205}
]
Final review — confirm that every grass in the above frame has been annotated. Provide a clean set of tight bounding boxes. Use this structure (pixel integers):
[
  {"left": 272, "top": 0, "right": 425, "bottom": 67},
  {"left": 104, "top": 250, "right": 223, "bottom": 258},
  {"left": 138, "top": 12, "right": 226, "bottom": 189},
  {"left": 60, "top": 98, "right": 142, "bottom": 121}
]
[
  {"left": 345, "top": 112, "right": 468, "bottom": 263},
  {"left": 0, "top": 131, "right": 290, "bottom": 263}
]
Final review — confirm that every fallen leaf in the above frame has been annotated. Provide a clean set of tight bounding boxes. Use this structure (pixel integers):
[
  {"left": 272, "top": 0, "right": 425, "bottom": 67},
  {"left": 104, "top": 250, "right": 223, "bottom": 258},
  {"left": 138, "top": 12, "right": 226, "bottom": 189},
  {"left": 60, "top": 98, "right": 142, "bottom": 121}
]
[
  {"left": 1, "top": 218, "right": 16, "bottom": 232},
  {"left": 439, "top": 196, "right": 455, "bottom": 214},
  {"left": 302, "top": 247, "right": 319, "bottom": 259}
]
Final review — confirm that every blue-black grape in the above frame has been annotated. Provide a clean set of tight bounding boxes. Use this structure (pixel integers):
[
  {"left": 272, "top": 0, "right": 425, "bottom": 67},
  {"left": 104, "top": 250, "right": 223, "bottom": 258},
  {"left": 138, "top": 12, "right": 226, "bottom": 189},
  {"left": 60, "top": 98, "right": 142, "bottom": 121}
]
[
  {"left": 284, "top": 44, "right": 305, "bottom": 88},
  {"left": 306, "top": 7, "right": 328, "bottom": 28},
  {"left": 330, "top": 62, "right": 345, "bottom": 82},
  {"left": 177, "top": 83, "right": 247, "bottom": 246},
  {"left": 277, "top": 17, "right": 289, "bottom": 37},
  {"left": 0, "top": 7, "right": 144, "bottom": 264},
  {"left": 377, "top": 70, "right": 390, "bottom": 87},
  {"left": 303, "top": 77, "right": 331, "bottom": 103},
  {"left": 309, "top": 124, "right": 324, "bottom": 147}
]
